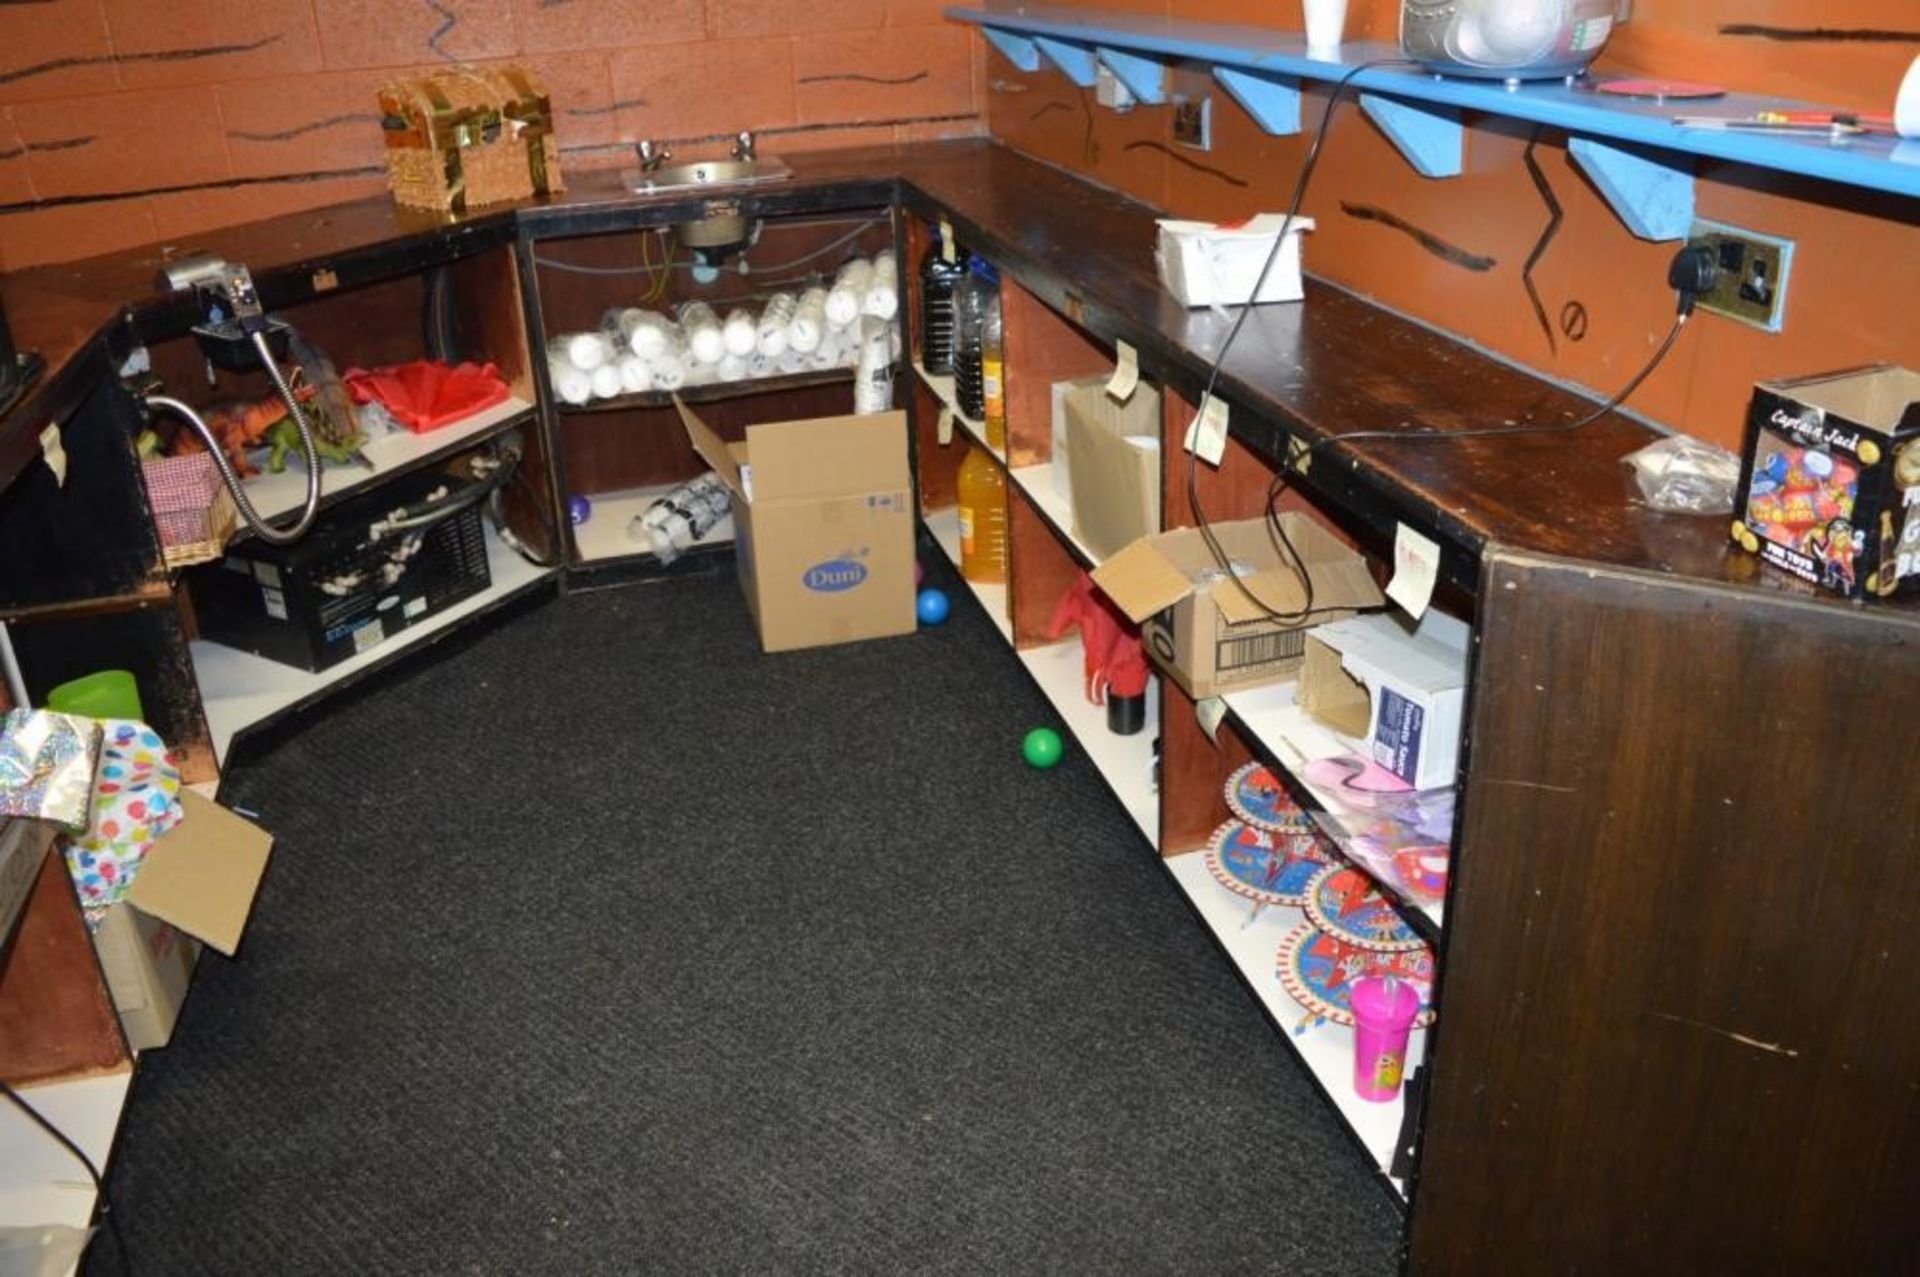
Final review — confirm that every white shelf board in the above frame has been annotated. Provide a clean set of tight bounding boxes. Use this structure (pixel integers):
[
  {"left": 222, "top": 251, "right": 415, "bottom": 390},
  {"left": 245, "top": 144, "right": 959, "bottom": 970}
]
[
  {"left": 923, "top": 506, "right": 1011, "bottom": 642},
  {"left": 1165, "top": 850, "right": 1421, "bottom": 1198},
  {"left": 571, "top": 482, "right": 736, "bottom": 564},
  {"left": 1009, "top": 461, "right": 1098, "bottom": 565},
  {"left": 1017, "top": 639, "right": 1158, "bottom": 842},
  {"left": 191, "top": 524, "right": 555, "bottom": 764},
  {"left": 913, "top": 360, "right": 1003, "bottom": 462},
  {"left": 1224, "top": 679, "right": 1446, "bottom": 931},
  {"left": 243, "top": 395, "right": 535, "bottom": 523},
  {"left": 0, "top": 1065, "right": 134, "bottom": 1232}
]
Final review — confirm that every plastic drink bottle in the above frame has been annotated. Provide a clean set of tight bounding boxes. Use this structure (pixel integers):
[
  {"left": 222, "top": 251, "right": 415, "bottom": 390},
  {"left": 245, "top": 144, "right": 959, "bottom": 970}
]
[{"left": 956, "top": 443, "right": 1009, "bottom": 584}]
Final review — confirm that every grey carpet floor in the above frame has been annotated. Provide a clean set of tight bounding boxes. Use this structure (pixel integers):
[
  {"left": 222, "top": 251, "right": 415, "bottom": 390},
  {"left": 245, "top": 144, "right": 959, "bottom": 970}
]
[{"left": 92, "top": 555, "right": 1403, "bottom": 1275}]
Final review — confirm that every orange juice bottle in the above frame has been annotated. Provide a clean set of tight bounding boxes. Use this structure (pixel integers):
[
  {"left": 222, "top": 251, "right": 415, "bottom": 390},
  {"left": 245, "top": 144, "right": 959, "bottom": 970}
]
[{"left": 956, "top": 444, "right": 1009, "bottom": 584}]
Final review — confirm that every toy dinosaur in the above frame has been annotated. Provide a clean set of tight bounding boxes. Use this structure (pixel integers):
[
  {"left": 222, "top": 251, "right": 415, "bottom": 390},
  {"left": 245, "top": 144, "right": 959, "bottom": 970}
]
[
  {"left": 265, "top": 416, "right": 364, "bottom": 473},
  {"left": 169, "top": 387, "right": 317, "bottom": 477}
]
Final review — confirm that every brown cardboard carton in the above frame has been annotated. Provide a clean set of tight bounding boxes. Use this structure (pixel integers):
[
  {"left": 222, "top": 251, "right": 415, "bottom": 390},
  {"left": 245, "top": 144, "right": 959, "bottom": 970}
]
[
  {"left": 1064, "top": 380, "right": 1162, "bottom": 561},
  {"left": 1092, "top": 516, "right": 1384, "bottom": 698},
  {"left": 89, "top": 790, "right": 273, "bottom": 1051},
  {"left": 677, "top": 399, "right": 915, "bottom": 652}
]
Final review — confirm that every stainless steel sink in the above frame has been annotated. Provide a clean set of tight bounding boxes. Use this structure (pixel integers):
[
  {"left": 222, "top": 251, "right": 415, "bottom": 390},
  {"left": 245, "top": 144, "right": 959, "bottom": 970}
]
[{"left": 633, "top": 157, "right": 792, "bottom": 194}]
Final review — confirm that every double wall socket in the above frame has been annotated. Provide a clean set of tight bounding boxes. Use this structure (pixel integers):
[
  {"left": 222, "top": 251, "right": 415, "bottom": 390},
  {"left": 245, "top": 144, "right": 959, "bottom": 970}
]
[{"left": 1687, "top": 219, "right": 1794, "bottom": 333}]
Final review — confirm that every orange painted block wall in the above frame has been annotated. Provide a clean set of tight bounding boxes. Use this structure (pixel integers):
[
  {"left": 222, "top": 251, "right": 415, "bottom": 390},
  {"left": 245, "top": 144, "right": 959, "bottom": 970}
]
[
  {"left": 985, "top": 0, "right": 1920, "bottom": 450},
  {"left": 0, "top": 0, "right": 986, "bottom": 271}
]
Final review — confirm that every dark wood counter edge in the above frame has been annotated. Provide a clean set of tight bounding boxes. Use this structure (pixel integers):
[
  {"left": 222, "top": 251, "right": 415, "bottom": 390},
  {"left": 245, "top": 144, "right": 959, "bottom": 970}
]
[{"left": 3, "top": 139, "right": 1905, "bottom": 616}]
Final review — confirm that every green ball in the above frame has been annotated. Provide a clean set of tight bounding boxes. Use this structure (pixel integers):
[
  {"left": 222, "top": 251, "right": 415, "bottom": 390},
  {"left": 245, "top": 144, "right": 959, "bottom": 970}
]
[{"left": 1022, "top": 727, "right": 1065, "bottom": 770}]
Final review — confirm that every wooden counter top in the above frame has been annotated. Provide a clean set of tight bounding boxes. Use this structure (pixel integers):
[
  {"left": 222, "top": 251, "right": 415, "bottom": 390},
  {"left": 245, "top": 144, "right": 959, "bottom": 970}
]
[{"left": 1, "top": 138, "right": 1890, "bottom": 608}]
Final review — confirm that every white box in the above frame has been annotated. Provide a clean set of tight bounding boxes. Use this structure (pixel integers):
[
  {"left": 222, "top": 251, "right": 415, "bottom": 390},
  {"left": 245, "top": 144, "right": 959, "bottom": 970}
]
[
  {"left": 1155, "top": 214, "right": 1316, "bottom": 308},
  {"left": 1300, "top": 610, "right": 1470, "bottom": 791}
]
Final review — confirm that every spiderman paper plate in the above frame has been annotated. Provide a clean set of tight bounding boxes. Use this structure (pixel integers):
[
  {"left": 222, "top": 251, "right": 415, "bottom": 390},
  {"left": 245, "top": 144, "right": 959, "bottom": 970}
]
[
  {"left": 1205, "top": 818, "right": 1330, "bottom": 908},
  {"left": 1276, "top": 921, "right": 1437, "bottom": 1030},
  {"left": 1224, "top": 761, "right": 1317, "bottom": 836},
  {"left": 1301, "top": 863, "right": 1424, "bottom": 954}
]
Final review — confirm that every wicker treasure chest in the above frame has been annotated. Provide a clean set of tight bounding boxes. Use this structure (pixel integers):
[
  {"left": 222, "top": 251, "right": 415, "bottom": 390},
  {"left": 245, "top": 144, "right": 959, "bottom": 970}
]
[{"left": 378, "top": 66, "right": 563, "bottom": 214}]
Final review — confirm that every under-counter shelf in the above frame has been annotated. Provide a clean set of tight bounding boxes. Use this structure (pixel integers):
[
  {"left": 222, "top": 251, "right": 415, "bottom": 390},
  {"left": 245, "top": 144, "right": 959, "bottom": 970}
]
[
  {"left": 556, "top": 368, "right": 857, "bottom": 416},
  {"left": 0, "top": 1067, "right": 135, "bottom": 1240},
  {"left": 913, "top": 360, "right": 1002, "bottom": 462},
  {"left": 1018, "top": 639, "right": 1158, "bottom": 841},
  {"left": 239, "top": 395, "right": 537, "bottom": 527},
  {"left": 925, "top": 506, "right": 1011, "bottom": 642},
  {"left": 1008, "top": 461, "right": 1098, "bottom": 567},
  {"left": 1224, "top": 678, "right": 1446, "bottom": 934},
  {"left": 570, "top": 481, "right": 736, "bottom": 564},
  {"left": 1165, "top": 849, "right": 1422, "bottom": 1200},
  {"left": 190, "top": 524, "right": 556, "bottom": 764}
]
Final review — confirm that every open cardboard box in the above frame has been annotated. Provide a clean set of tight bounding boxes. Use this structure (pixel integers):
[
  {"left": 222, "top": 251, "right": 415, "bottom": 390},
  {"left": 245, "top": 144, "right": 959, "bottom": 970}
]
[
  {"left": 1300, "top": 611, "right": 1471, "bottom": 791},
  {"left": 677, "top": 398, "right": 915, "bottom": 653},
  {"left": 90, "top": 790, "right": 273, "bottom": 1051},
  {"left": 1092, "top": 515, "right": 1383, "bottom": 698}
]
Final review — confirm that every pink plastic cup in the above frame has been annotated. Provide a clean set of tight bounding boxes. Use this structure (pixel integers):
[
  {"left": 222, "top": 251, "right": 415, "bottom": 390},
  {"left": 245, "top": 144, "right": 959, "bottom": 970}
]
[{"left": 1350, "top": 975, "right": 1423, "bottom": 1103}]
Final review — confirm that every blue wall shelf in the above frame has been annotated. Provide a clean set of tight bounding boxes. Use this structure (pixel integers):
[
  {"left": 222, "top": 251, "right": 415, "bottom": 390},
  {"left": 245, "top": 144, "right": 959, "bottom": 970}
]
[{"left": 950, "top": 5, "right": 1920, "bottom": 214}]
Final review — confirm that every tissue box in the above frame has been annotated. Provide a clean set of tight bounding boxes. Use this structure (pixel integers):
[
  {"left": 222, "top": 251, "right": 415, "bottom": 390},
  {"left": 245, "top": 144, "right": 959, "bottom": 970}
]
[
  {"left": 1155, "top": 215, "right": 1316, "bottom": 308},
  {"left": 1732, "top": 364, "right": 1920, "bottom": 598},
  {"left": 1299, "top": 612, "right": 1471, "bottom": 791}
]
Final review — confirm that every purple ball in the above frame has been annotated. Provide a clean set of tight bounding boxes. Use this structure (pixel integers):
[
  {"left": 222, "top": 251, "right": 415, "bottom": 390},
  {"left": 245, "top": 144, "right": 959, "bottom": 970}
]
[
  {"left": 915, "top": 560, "right": 926, "bottom": 587},
  {"left": 568, "top": 495, "right": 593, "bottom": 526}
]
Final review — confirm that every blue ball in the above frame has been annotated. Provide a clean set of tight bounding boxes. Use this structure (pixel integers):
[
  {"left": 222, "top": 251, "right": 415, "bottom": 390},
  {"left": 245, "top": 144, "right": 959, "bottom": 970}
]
[
  {"left": 915, "top": 587, "right": 951, "bottom": 626},
  {"left": 568, "top": 495, "right": 592, "bottom": 526}
]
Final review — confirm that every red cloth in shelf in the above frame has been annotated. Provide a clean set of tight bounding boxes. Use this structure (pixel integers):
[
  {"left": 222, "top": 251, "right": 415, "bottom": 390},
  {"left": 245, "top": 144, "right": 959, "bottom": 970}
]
[{"left": 343, "top": 361, "right": 510, "bottom": 433}]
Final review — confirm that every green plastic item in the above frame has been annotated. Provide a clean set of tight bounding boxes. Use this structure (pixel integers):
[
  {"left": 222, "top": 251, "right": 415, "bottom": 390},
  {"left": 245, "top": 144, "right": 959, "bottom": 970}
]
[{"left": 46, "top": 670, "right": 144, "bottom": 722}]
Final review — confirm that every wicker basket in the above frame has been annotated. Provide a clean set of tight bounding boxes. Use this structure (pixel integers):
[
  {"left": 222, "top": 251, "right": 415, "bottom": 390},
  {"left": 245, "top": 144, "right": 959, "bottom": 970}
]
[
  {"left": 144, "top": 453, "right": 239, "bottom": 569},
  {"left": 378, "top": 66, "right": 563, "bottom": 214}
]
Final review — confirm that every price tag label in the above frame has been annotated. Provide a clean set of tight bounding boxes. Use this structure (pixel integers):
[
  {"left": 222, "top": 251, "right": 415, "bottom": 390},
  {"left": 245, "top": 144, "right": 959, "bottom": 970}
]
[
  {"left": 1196, "top": 696, "right": 1229, "bottom": 746},
  {"left": 938, "top": 218, "right": 955, "bottom": 264},
  {"left": 1105, "top": 340, "right": 1139, "bottom": 403},
  {"left": 1182, "top": 394, "right": 1229, "bottom": 466},
  {"left": 1386, "top": 522, "right": 1441, "bottom": 619},
  {"left": 937, "top": 405, "right": 954, "bottom": 445},
  {"left": 38, "top": 424, "right": 67, "bottom": 487}
]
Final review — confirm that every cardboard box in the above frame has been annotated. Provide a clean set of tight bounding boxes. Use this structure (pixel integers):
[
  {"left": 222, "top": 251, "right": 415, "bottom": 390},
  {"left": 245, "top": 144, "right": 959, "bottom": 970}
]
[
  {"left": 1092, "top": 515, "right": 1384, "bottom": 698},
  {"left": 1155, "top": 214, "right": 1316, "bottom": 308},
  {"left": 1300, "top": 611, "right": 1471, "bottom": 791},
  {"left": 88, "top": 790, "right": 273, "bottom": 1051},
  {"left": 1064, "top": 380, "right": 1163, "bottom": 562},
  {"left": 677, "top": 399, "right": 915, "bottom": 652},
  {"left": 1050, "top": 375, "right": 1105, "bottom": 505},
  {"left": 1733, "top": 364, "right": 1920, "bottom": 598}
]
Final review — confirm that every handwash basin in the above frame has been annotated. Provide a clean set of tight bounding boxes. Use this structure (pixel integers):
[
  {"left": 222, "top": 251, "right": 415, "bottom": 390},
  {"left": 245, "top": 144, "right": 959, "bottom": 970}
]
[{"left": 634, "top": 157, "right": 792, "bottom": 194}]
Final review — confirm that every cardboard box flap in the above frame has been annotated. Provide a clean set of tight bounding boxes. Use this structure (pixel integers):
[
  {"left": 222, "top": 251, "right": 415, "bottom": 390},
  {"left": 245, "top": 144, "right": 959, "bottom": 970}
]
[
  {"left": 1210, "top": 557, "right": 1382, "bottom": 626},
  {"left": 1776, "top": 364, "right": 1919, "bottom": 431},
  {"left": 744, "top": 412, "right": 907, "bottom": 502},
  {"left": 673, "top": 398, "right": 747, "bottom": 499},
  {"left": 1092, "top": 537, "right": 1200, "bottom": 623},
  {"left": 124, "top": 790, "right": 272, "bottom": 956},
  {"left": 1314, "top": 612, "right": 1470, "bottom": 693}
]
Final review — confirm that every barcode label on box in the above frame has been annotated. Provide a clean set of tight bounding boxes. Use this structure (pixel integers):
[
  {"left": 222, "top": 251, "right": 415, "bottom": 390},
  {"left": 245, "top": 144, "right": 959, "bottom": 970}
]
[{"left": 1216, "top": 626, "right": 1304, "bottom": 672}]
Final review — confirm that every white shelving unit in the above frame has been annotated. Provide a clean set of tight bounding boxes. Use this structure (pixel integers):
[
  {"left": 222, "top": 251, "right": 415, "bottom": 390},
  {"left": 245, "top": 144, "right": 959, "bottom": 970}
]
[
  {"left": 924, "top": 506, "right": 1011, "bottom": 641},
  {"left": 1008, "top": 461, "right": 1096, "bottom": 564},
  {"left": 0, "top": 1067, "right": 134, "bottom": 1247},
  {"left": 1166, "top": 851, "right": 1424, "bottom": 1198},
  {"left": 570, "top": 482, "right": 737, "bottom": 563},
  {"left": 913, "top": 361, "right": 1003, "bottom": 462},
  {"left": 1018, "top": 639, "right": 1158, "bottom": 840},
  {"left": 190, "top": 524, "right": 555, "bottom": 764},
  {"left": 1224, "top": 679, "right": 1447, "bottom": 931},
  {"left": 244, "top": 396, "right": 535, "bottom": 523}
]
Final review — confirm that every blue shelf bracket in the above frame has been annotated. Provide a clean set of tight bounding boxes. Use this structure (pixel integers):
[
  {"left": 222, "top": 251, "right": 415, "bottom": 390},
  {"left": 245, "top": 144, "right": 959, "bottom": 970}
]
[
  {"left": 1568, "top": 137, "right": 1696, "bottom": 241},
  {"left": 1095, "top": 46, "right": 1167, "bottom": 107},
  {"left": 1574, "top": 137, "right": 1697, "bottom": 241},
  {"left": 1212, "top": 66, "right": 1301, "bottom": 136},
  {"left": 1032, "top": 36, "right": 1100, "bottom": 88},
  {"left": 981, "top": 26, "right": 1041, "bottom": 73},
  {"left": 1359, "top": 94, "right": 1463, "bottom": 179}
]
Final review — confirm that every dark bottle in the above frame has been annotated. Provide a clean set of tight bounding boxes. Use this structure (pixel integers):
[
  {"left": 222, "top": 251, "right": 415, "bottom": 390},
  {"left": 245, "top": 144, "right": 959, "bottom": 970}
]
[
  {"left": 952, "top": 255, "right": 999, "bottom": 421},
  {"left": 919, "top": 229, "right": 970, "bottom": 375}
]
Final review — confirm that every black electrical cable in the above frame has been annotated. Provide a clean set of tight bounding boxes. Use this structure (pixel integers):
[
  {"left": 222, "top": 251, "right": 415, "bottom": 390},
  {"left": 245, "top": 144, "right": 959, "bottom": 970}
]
[
  {"left": 1185, "top": 58, "right": 1419, "bottom": 625},
  {"left": 1184, "top": 58, "right": 1698, "bottom": 626},
  {"left": 1, "top": 1076, "right": 134, "bottom": 1276}
]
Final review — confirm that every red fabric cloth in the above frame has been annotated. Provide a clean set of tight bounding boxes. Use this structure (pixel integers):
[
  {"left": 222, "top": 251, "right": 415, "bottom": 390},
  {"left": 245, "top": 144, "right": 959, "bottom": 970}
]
[
  {"left": 343, "top": 361, "right": 511, "bottom": 433},
  {"left": 1046, "top": 574, "right": 1150, "bottom": 703}
]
